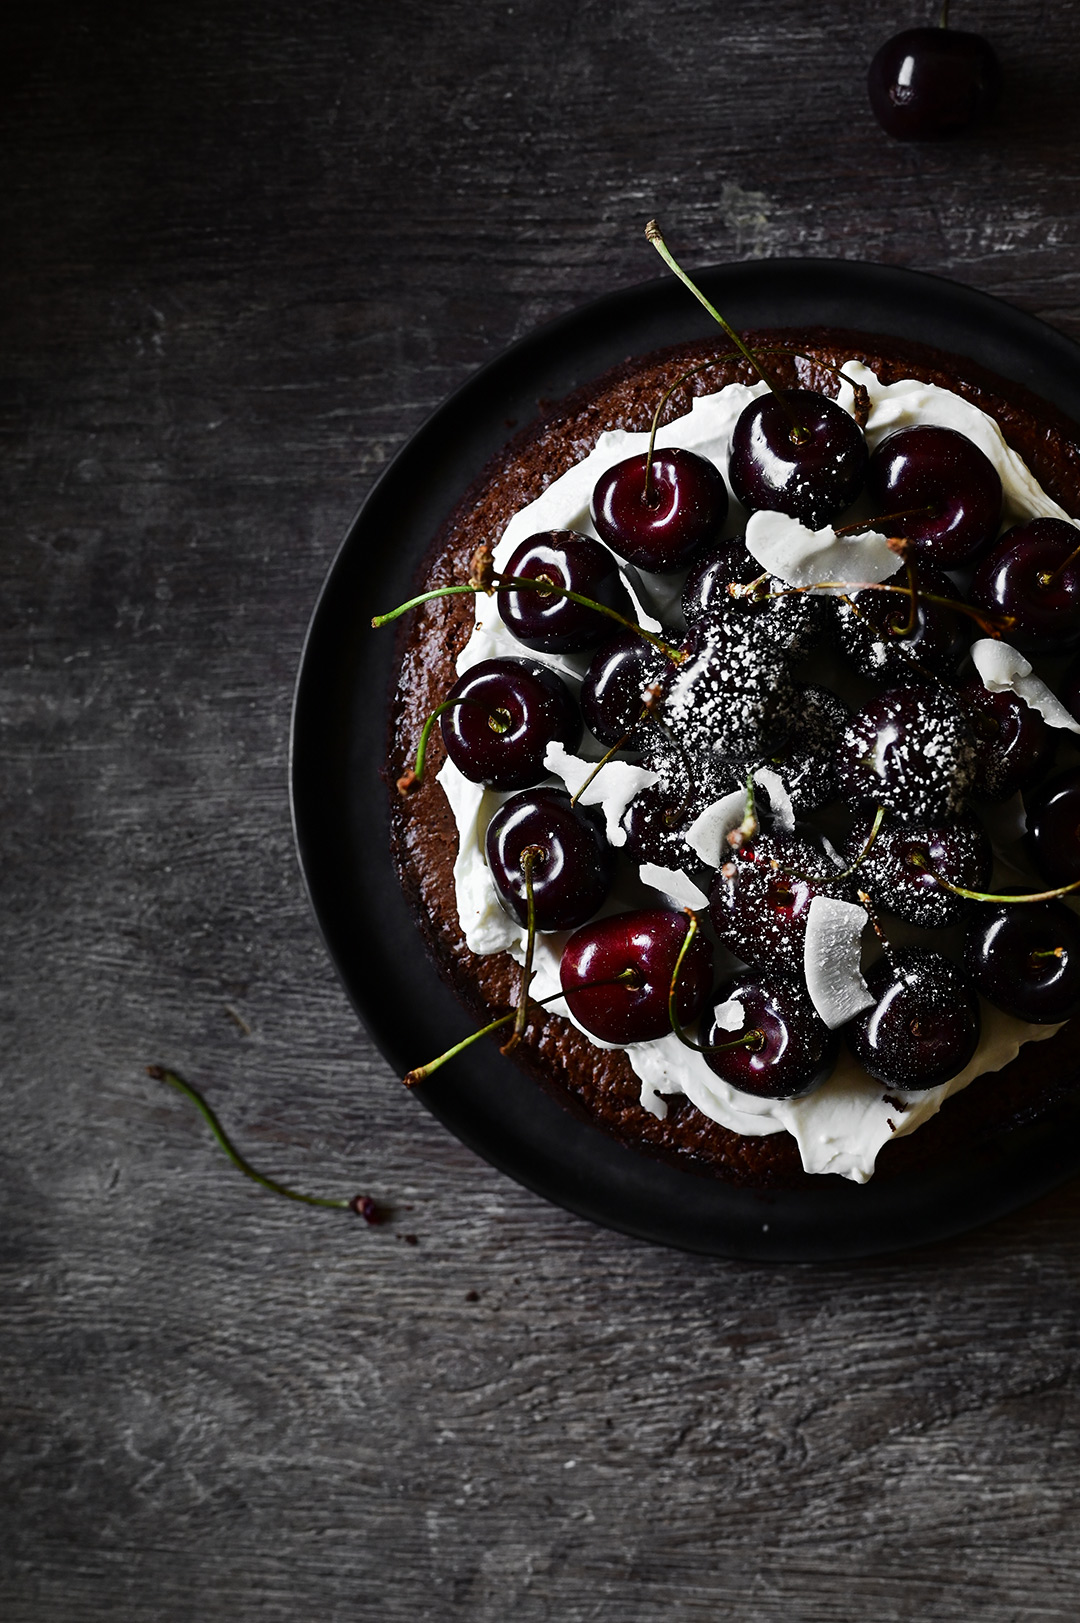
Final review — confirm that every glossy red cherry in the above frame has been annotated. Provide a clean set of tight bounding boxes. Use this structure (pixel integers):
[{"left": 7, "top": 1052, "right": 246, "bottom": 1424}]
[
  {"left": 559, "top": 908, "right": 712, "bottom": 1045},
  {"left": 970, "top": 519, "right": 1080, "bottom": 653},
  {"left": 485, "top": 788, "right": 613, "bottom": 932},
  {"left": 965, "top": 900, "right": 1080, "bottom": 1024},
  {"left": 1025, "top": 769, "right": 1080, "bottom": 887},
  {"left": 704, "top": 971, "right": 837, "bottom": 1099},
  {"left": 728, "top": 390, "right": 868, "bottom": 528},
  {"left": 580, "top": 630, "right": 670, "bottom": 748},
  {"left": 865, "top": 425, "right": 1002, "bottom": 566},
  {"left": 497, "top": 531, "right": 631, "bottom": 653},
  {"left": 590, "top": 447, "right": 729, "bottom": 573},
  {"left": 957, "top": 678, "right": 1055, "bottom": 802},
  {"left": 868, "top": 26, "right": 1001, "bottom": 141},
  {"left": 846, "top": 949, "right": 981, "bottom": 1091},
  {"left": 440, "top": 657, "right": 581, "bottom": 790}
]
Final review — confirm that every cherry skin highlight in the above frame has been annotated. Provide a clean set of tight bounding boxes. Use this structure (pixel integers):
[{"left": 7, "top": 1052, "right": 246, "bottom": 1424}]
[
  {"left": 846, "top": 949, "right": 981, "bottom": 1091},
  {"left": 440, "top": 657, "right": 581, "bottom": 790},
  {"left": 957, "top": 678, "right": 1055, "bottom": 802},
  {"left": 865, "top": 425, "right": 1002, "bottom": 566},
  {"left": 590, "top": 447, "right": 729, "bottom": 573},
  {"left": 704, "top": 971, "right": 837, "bottom": 1100},
  {"left": 1025, "top": 769, "right": 1080, "bottom": 888},
  {"left": 580, "top": 630, "right": 670, "bottom": 748},
  {"left": 966, "top": 900, "right": 1080, "bottom": 1024},
  {"left": 559, "top": 908, "right": 712, "bottom": 1045},
  {"left": 485, "top": 788, "right": 613, "bottom": 932},
  {"left": 497, "top": 531, "right": 631, "bottom": 654},
  {"left": 728, "top": 389, "right": 868, "bottom": 529},
  {"left": 835, "top": 686, "right": 977, "bottom": 824},
  {"left": 970, "top": 518, "right": 1080, "bottom": 653},
  {"left": 868, "top": 26, "right": 1001, "bottom": 141}
]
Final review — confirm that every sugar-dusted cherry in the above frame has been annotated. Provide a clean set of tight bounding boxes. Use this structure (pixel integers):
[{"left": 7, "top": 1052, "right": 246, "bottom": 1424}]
[
  {"left": 681, "top": 535, "right": 829, "bottom": 661},
  {"left": 835, "top": 685, "right": 977, "bottom": 824},
  {"left": 497, "top": 530, "right": 632, "bottom": 654},
  {"left": 590, "top": 447, "right": 729, "bottom": 574},
  {"left": 440, "top": 657, "right": 581, "bottom": 790},
  {"left": 485, "top": 788, "right": 613, "bottom": 932},
  {"left": 865, "top": 425, "right": 1002, "bottom": 566},
  {"left": 957, "top": 677, "right": 1055, "bottom": 802},
  {"left": 868, "top": 25, "right": 1001, "bottom": 141},
  {"left": 728, "top": 389, "right": 868, "bottom": 529},
  {"left": 965, "top": 899, "right": 1080, "bottom": 1024},
  {"left": 704, "top": 971, "right": 837, "bottom": 1099},
  {"left": 580, "top": 629, "right": 670, "bottom": 748},
  {"left": 709, "top": 831, "right": 849, "bottom": 975},
  {"left": 559, "top": 908, "right": 713, "bottom": 1045},
  {"left": 1025, "top": 768, "right": 1080, "bottom": 887},
  {"left": 661, "top": 615, "right": 800, "bottom": 771},
  {"left": 970, "top": 518, "right": 1080, "bottom": 653},
  {"left": 846, "top": 949, "right": 981, "bottom": 1090},
  {"left": 834, "top": 560, "right": 967, "bottom": 684},
  {"left": 850, "top": 812, "right": 993, "bottom": 929}
]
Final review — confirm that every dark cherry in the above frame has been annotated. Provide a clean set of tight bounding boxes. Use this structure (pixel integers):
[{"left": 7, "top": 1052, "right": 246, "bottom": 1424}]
[
  {"left": 965, "top": 900, "right": 1080, "bottom": 1024},
  {"left": 590, "top": 447, "right": 729, "bottom": 574},
  {"left": 970, "top": 519, "right": 1080, "bottom": 653},
  {"left": 865, "top": 425, "right": 1002, "bottom": 566},
  {"left": 559, "top": 908, "right": 713, "bottom": 1045},
  {"left": 580, "top": 629, "right": 670, "bottom": 748},
  {"left": 835, "top": 686, "right": 977, "bottom": 824},
  {"left": 484, "top": 788, "right": 613, "bottom": 932},
  {"left": 660, "top": 616, "right": 800, "bottom": 770},
  {"left": 620, "top": 783, "right": 705, "bottom": 877},
  {"left": 680, "top": 535, "right": 830, "bottom": 660},
  {"left": 868, "top": 26, "right": 1001, "bottom": 141},
  {"left": 497, "top": 531, "right": 631, "bottom": 654},
  {"left": 704, "top": 971, "right": 838, "bottom": 1100},
  {"left": 957, "top": 678, "right": 1055, "bottom": 802},
  {"left": 765, "top": 687, "right": 848, "bottom": 815},
  {"left": 708, "top": 831, "right": 849, "bottom": 975},
  {"left": 440, "top": 657, "right": 581, "bottom": 791},
  {"left": 1025, "top": 768, "right": 1080, "bottom": 887},
  {"left": 728, "top": 389, "right": 868, "bottom": 529},
  {"left": 850, "top": 813, "right": 993, "bottom": 929},
  {"left": 834, "top": 561, "right": 967, "bottom": 685},
  {"left": 846, "top": 949, "right": 981, "bottom": 1091}
]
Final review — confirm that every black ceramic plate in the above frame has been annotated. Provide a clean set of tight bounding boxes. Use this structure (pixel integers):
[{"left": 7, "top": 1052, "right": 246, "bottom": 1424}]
[{"left": 291, "top": 258, "right": 1080, "bottom": 1261}]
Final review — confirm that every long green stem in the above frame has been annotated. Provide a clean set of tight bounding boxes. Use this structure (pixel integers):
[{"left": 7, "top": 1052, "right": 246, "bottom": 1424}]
[
  {"left": 666, "top": 913, "right": 765, "bottom": 1056},
  {"left": 790, "top": 805, "right": 888, "bottom": 885},
  {"left": 908, "top": 857, "right": 1080, "bottom": 906},
  {"left": 147, "top": 1065, "right": 360, "bottom": 1213}
]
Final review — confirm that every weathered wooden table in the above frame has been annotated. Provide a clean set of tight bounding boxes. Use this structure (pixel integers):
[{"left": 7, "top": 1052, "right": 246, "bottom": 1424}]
[{"left": 5, "top": 3, "right": 1080, "bottom": 1617}]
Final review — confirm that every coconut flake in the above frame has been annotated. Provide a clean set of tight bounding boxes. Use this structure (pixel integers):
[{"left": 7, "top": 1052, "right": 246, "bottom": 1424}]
[
  {"left": 971, "top": 638, "right": 1080, "bottom": 734},
  {"left": 684, "top": 790, "right": 749, "bottom": 868},
  {"left": 744, "top": 509, "right": 898, "bottom": 591},
  {"left": 803, "top": 896, "right": 875, "bottom": 1030},
  {"left": 712, "top": 996, "right": 745, "bottom": 1033},
  {"left": 543, "top": 742, "right": 658, "bottom": 846},
  {"left": 753, "top": 766, "right": 795, "bottom": 833},
  {"left": 638, "top": 863, "right": 710, "bottom": 911}
]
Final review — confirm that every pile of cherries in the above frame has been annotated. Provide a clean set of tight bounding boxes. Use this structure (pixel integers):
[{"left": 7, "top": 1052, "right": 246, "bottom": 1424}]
[{"left": 399, "top": 285, "right": 1080, "bottom": 1106}]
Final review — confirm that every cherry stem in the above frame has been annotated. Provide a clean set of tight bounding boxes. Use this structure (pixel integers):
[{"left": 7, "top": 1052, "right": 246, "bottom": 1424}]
[
  {"left": 833, "top": 505, "right": 937, "bottom": 537},
  {"left": 940, "top": 0, "right": 950, "bottom": 26},
  {"left": 791, "top": 805, "right": 888, "bottom": 885},
  {"left": 1032, "top": 947, "right": 1065, "bottom": 960},
  {"left": 857, "top": 889, "right": 894, "bottom": 960},
  {"left": 403, "top": 969, "right": 641, "bottom": 1086},
  {"left": 1041, "top": 537, "right": 1080, "bottom": 588},
  {"left": 666, "top": 911, "right": 766, "bottom": 1055},
  {"left": 726, "top": 770, "right": 759, "bottom": 852},
  {"left": 645, "top": 220, "right": 808, "bottom": 442},
  {"left": 147, "top": 1066, "right": 360, "bottom": 1213},
  {"left": 503, "top": 846, "right": 541, "bottom": 1054},
  {"left": 907, "top": 854, "right": 1080, "bottom": 906},
  {"left": 756, "top": 579, "right": 1013, "bottom": 640},
  {"left": 570, "top": 732, "right": 632, "bottom": 808},
  {"left": 373, "top": 576, "right": 684, "bottom": 662},
  {"left": 897, "top": 561, "right": 920, "bottom": 638},
  {"left": 411, "top": 696, "right": 487, "bottom": 786}
]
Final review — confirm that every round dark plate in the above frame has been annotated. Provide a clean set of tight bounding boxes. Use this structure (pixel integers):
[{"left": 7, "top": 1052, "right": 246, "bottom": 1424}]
[{"left": 291, "top": 258, "right": 1080, "bottom": 1262}]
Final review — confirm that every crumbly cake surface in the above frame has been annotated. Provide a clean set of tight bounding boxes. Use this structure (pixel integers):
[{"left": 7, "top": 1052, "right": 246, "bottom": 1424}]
[{"left": 388, "top": 329, "right": 1080, "bottom": 1188}]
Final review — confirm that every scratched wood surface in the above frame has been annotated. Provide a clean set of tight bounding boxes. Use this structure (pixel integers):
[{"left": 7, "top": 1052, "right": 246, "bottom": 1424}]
[{"left": 5, "top": 2, "right": 1080, "bottom": 1618}]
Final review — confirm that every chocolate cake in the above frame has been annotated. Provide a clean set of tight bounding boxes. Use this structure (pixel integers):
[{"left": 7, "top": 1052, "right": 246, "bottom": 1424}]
[{"left": 387, "top": 329, "right": 1080, "bottom": 1188}]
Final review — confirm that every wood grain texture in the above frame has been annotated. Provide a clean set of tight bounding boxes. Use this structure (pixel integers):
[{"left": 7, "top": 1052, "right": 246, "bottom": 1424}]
[{"left": 4, "top": 1, "right": 1080, "bottom": 1618}]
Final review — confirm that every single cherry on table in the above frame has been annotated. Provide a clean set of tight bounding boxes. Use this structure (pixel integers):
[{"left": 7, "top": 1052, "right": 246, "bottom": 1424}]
[
  {"left": 559, "top": 908, "right": 712, "bottom": 1045},
  {"left": 591, "top": 447, "right": 729, "bottom": 574},
  {"left": 865, "top": 425, "right": 1002, "bottom": 566},
  {"left": 497, "top": 531, "right": 632, "bottom": 654},
  {"left": 867, "top": 23, "right": 1001, "bottom": 141},
  {"left": 485, "top": 788, "right": 613, "bottom": 932},
  {"left": 440, "top": 657, "right": 581, "bottom": 790}
]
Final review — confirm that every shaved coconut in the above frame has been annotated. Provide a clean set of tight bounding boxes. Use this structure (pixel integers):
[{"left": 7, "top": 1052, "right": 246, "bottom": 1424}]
[
  {"left": 753, "top": 766, "right": 795, "bottom": 833},
  {"left": 638, "top": 863, "right": 710, "bottom": 911},
  {"left": 712, "top": 996, "right": 745, "bottom": 1033},
  {"left": 684, "top": 789, "right": 748, "bottom": 867},
  {"left": 745, "top": 509, "right": 897, "bottom": 591},
  {"left": 803, "top": 896, "right": 875, "bottom": 1030},
  {"left": 971, "top": 638, "right": 1080, "bottom": 734},
  {"left": 543, "top": 742, "right": 658, "bottom": 847}
]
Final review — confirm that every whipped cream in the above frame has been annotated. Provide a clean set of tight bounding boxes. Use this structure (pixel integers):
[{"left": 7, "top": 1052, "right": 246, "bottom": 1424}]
[{"left": 438, "top": 365, "right": 1074, "bottom": 1181}]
